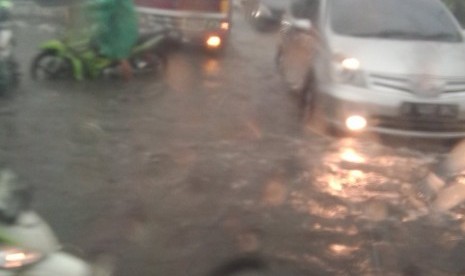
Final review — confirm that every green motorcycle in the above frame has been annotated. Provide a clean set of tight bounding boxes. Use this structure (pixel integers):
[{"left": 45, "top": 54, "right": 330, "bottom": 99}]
[{"left": 30, "top": 29, "right": 170, "bottom": 81}]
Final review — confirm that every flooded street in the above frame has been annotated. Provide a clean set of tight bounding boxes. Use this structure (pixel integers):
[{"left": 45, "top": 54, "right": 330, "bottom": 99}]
[{"left": 1, "top": 9, "right": 465, "bottom": 276}]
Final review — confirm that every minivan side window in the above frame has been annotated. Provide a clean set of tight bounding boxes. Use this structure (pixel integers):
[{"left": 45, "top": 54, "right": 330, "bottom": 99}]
[{"left": 290, "top": 0, "right": 320, "bottom": 22}]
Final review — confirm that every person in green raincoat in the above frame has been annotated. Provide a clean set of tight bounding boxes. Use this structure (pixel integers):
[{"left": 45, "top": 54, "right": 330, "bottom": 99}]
[
  {"left": 0, "top": 0, "right": 12, "bottom": 21},
  {"left": 90, "top": 0, "right": 139, "bottom": 79},
  {"left": 0, "top": 0, "right": 11, "bottom": 10}
]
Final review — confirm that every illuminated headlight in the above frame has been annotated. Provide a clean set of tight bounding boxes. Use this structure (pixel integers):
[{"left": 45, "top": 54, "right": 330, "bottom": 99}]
[
  {"left": 341, "top": 58, "right": 360, "bottom": 70},
  {"left": 334, "top": 57, "right": 366, "bottom": 87},
  {"left": 0, "top": 247, "right": 43, "bottom": 269},
  {"left": 207, "top": 20, "right": 230, "bottom": 31},
  {"left": 345, "top": 115, "right": 367, "bottom": 132},
  {"left": 206, "top": 35, "right": 222, "bottom": 49},
  {"left": 220, "top": 22, "right": 230, "bottom": 30}
]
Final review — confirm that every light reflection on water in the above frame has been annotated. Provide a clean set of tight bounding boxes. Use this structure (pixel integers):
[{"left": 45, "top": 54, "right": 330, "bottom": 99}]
[
  {"left": 202, "top": 58, "right": 220, "bottom": 76},
  {"left": 340, "top": 148, "right": 366, "bottom": 164},
  {"left": 329, "top": 244, "right": 359, "bottom": 256},
  {"left": 306, "top": 199, "right": 349, "bottom": 219},
  {"left": 267, "top": 137, "right": 465, "bottom": 274}
]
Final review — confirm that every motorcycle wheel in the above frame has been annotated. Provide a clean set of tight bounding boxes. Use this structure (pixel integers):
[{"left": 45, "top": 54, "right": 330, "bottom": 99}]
[{"left": 31, "top": 51, "right": 73, "bottom": 81}]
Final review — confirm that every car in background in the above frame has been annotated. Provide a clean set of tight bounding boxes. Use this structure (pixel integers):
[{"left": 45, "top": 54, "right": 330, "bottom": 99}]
[
  {"left": 243, "top": 0, "right": 288, "bottom": 32},
  {"left": 135, "top": 0, "right": 232, "bottom": 51},
  {"left": 277, "top": 0, "right": 465, "bottom": 138}
]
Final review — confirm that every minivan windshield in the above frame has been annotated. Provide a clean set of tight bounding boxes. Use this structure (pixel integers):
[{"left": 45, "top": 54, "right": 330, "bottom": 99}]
[{"left": 330, "top": 0, "right": 463, "bottom": 42}]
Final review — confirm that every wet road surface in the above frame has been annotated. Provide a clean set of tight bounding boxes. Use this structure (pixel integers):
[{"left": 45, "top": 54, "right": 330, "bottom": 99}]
[{"left": 1, "top": 10, "right": 465, "bottom": 276}]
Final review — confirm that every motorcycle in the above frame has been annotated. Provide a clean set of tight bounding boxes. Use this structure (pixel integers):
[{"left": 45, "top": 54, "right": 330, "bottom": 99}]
[
  {"left": 0, "top": 170, "right": 92, "bottom": 276},
  {"left": 30, "top": 28, "right": 172, "bottom": 81},
  {"left": 0, "top": 5, "right": 20, "bottom": 92},
  {"left": 245, "top": 0, "right": 284, "bottom": 32}
]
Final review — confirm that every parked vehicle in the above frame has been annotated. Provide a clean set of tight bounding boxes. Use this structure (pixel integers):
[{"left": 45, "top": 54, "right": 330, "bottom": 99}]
[
  {"left": 277, "top": 0, "right": 465, "bottom": 138},
  {"left": 135, "top": 0, "right": 232, "bottom": 52},
  {"left": 0, "top": 170, "right": 92, "bottom": 276},
  {"left": 245, "top": 0, "right": 286, "bottom": 32},
  {"left": 30, "top": 29, "right": 170, "bottom": 81}
]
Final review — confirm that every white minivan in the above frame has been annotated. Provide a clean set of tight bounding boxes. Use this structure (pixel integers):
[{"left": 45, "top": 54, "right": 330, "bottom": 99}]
[{"left": 277, "top": 0, "right": 465, "bottom": 138}]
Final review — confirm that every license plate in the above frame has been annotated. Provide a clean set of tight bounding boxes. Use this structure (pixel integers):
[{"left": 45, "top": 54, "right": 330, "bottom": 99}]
[{"left": 401, "top": 103, "right": 459, "bottom": 118}]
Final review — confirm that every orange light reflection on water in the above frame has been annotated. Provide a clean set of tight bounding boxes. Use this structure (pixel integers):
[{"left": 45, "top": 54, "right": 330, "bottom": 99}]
[
  {"left": 329, "top": 244, "right": 359, "bottom": 256},
  {"left": 203, "top": 58, "right": 220, "bottom": 76},
  {"left": 340, "top": 148, "right": 366, "bottom": 164}
]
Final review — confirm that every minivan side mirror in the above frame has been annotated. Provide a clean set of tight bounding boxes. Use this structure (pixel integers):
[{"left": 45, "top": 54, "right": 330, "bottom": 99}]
[{"left": 293, "top": 18, "right": 312, "bottom": 32}]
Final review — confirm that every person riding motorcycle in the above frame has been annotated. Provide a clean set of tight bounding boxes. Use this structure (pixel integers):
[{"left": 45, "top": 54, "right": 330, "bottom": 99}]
[
  {"left": 0, "top": 0, "right": 12, "bottom": 23},
  {"left": 0, "top": 0, "right": 17, "bottom": 91},
  {"left": 87, "top": 0, "right": 138, "bottom": 79},
  {"left": 0, "top": 0, "right": 11, "bottom": 12}
]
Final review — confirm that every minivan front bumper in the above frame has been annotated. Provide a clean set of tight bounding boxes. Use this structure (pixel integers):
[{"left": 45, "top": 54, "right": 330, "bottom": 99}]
[{"left": 319, "top": 83, "right": 465, "bottom": 138}]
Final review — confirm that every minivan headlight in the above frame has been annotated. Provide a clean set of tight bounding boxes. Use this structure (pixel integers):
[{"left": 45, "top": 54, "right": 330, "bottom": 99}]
[
  {"left": 208, "top": 20, "right": 228, "bottom": 30},
  {"left": 333, "top": 57, "right": 366, "bottom": 87},
  {"left": 341, "top": 58, "right": 360, "bottom": 70},
  {"left": 345, "top": 115, "right": 367, "bottom": 132}
]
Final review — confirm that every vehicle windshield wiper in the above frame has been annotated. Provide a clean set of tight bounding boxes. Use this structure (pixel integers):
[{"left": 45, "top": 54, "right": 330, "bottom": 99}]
[
  {"left": 411, "top": 32, "right": 461, "bottom": 42},
  {"left": 346, "top": 30, "right": 418, "bottom": 38}
]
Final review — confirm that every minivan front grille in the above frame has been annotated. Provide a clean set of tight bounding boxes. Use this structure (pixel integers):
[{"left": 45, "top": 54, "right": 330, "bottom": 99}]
[
  {"left": 369, "top": 73, "right": 412, "bottom": 94},
  {"left": 372, "top": 116, "right": 465, "bottom": 132},
  {"left": 369, "top": 73, "right": 465, "bottom": 95},
  {"left": 444, "top": 78, "right": 465, "bottom": 94}
]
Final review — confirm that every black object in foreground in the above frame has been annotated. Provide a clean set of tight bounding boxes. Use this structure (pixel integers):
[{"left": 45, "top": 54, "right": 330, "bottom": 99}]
[{"left": 209, "top": 255, "right": 268, "bottom": 276}]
